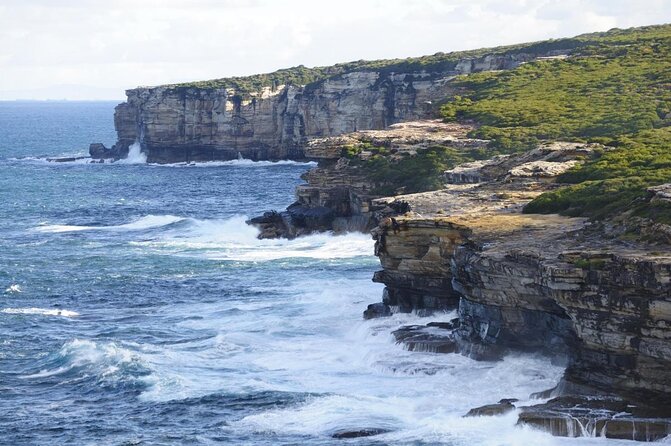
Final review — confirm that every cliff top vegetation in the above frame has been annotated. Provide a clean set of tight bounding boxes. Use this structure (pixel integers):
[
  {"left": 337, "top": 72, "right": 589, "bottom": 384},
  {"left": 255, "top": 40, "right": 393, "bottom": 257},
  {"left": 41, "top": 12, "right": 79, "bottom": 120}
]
[
  {"left": 157, "top": 25, "right": 670, "bottom": 98},
  {"left": 437, "top": 23, "right": 671, "bottom": 228}
]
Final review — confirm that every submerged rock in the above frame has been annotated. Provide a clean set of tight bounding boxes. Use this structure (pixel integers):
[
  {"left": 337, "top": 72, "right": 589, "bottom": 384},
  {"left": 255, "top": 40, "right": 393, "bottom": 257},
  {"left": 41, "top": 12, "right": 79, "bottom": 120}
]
[
  {"left": 465, "top": 399, "right": 518, "bottom": 417},
  {"left": 46, "top": 156, "right": 89, "bottom": 163},
  {"left": 331, "top": 428, "right": 390, "bottom": 439}
]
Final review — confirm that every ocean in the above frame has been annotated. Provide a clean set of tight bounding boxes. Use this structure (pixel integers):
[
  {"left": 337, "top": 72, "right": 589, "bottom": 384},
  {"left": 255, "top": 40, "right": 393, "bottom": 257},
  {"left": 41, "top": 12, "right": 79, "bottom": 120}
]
[{"left": 0, "top": 101, "right": 641, "bottom": 445}]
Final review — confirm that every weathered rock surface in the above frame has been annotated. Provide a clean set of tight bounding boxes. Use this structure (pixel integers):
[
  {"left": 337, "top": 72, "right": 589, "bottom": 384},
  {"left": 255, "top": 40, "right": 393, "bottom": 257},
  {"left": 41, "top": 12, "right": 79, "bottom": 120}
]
[
  {"left": 518, "top": 396, "right": 671, "bottom": 441},
  {"left": 465, "top": 399, "right": 518, "bottom": 417},
  {"left": 249, "top": 120, "right": 481, "bottom": 238},
  {"left": 649, "top": 183, "right": 671, "bottom": 203},
  {"left": 251, "top": 110, "right": 671, "bottom": 439},
  {"left": 331, "top": 428, "right": 390, "bottom": 439},
  {"left": 344, "top": 127, "right": 671, "bottom": 439},
  {"left": 363, "top": 302, "right": 392, "bottom": 320},
  {"left": 372, "top": 194, "right": 671, "bottom": 406},
  {"left": 102, "top": 50, "right": 568, "bottom": 163},
  {"left": 392, "top": 322, "right": 459, "bottom": 353}
]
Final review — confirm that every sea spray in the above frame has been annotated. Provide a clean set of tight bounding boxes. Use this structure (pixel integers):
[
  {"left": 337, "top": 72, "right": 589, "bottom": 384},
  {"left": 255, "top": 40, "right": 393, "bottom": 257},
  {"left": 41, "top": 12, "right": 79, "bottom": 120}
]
[
  {"left": 117, "top": 141, "right": 147, "bottom": 164},
  {"left": 129, "top": 215, "right": 374, "bottom": 261}
]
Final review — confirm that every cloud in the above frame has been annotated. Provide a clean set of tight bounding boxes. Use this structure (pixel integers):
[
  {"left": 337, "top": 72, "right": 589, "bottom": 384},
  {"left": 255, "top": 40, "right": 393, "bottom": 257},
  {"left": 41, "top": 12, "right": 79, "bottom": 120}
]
[{"left": 0, "top": 0, "right": 670, "bottom": 99}]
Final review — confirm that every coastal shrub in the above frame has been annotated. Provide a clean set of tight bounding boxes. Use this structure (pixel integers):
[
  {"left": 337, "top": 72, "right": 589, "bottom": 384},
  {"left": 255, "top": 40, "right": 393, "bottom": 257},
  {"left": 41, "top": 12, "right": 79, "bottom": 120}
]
[
  {"left": 438, "top": 24, "right": 671, "bottom": 223},
  {"left": 355, "top": 145, "right": 485, "bottom": 195},
  {"left": 165, "top": 24, "right": 671, "bottom": 99}
]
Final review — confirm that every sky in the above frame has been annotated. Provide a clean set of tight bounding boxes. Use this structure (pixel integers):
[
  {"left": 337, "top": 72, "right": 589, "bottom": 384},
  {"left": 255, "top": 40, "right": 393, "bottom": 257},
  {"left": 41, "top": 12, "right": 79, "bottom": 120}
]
[{"left": 1, "top": 0, "right": 670, "bottom": 100}]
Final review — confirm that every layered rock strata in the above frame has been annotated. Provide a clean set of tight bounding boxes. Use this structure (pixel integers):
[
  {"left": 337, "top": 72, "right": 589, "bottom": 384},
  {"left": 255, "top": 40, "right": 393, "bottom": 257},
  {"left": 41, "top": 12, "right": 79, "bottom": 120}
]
[
  {"left": 363, "top": 142, "right": 671, "bottom": 439},
  {"left": 249, "top": 120, "right": 486, "bottom": 238},
  {"left": 248, "top": 117, "right": 671, "bottom": 438},
  {"left": 92, "top": 51, "right": 566, "bottom": 163}
]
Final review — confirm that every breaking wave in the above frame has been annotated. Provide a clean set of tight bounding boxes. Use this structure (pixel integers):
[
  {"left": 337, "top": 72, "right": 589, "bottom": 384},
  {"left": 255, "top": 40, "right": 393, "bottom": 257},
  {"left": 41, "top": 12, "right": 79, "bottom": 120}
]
[
  {"left": 1, "top": 307, "right": 79, "bottom": 317},
  {"left": 115, "top": 141, "right": 147, "bottom": 164},
  {"left": 34, "top": 214, "right": 185, "bottom": 233},
  {"left": 20, "top": 339, "right": 151, "bottom": 387},
  {"left": 130, "top": 215, "right": 374, "bottom": 261}
]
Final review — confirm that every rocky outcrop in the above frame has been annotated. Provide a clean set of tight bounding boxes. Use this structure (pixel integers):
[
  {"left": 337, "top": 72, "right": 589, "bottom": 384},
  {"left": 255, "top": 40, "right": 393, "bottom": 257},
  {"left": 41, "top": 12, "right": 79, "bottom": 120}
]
[
  {"left": 248, "top": 120, "right": 486, "bottom": 238},
  {"left": 96, "top": 51, "right": 565, "bottom": 163},
  {"left": 517, "top": 396, "right": 671, "bottom": 441},
  {"left": 357, "top": 136, "right": 671, "bottom": 439}
]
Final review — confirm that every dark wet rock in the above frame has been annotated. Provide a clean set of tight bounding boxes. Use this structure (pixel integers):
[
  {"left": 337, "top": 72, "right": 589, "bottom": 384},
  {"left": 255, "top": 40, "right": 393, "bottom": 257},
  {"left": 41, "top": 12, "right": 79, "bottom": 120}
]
[
  {"left": 285, "top": 203, "right": 334, "bottom": 231},
  {"left": 465, "top": 399, "right": 517, "bottom": 417},
  {"left": 518, "top": 396, "right": 671, "bottom": 441},
  {"left": 89, "top": 142, "right": 128, "bottom": 160},
  {"left": 89, "top": 142, "right": 110, "bottom": 158},
  {"left": 499, "top": 398, "right": 519, "bottom": 404},
  {"left": 454, "top": 297, "right": 575, "bottom": 362},
  {"left": 247, "top": 211, "right": 291, "bottom": 239},
  {"left": 89, "top": 142, "right": 118, "bottom": 159},
  {"left": 392, "top": 323, "right": 458, "bottom": 353},
  {"left": 427, "top": 319, "right": 459, "bottom": 330},
  {"left": 530, "top": 388, "right": 557, "bottom": 400},
  {"left": 248, "top": 203, "right": 337, "bottom": 239},
  {"left": 363, "top": 302, "right": 391, "bottom": 320},
  {"left": 331, "top": 428, "right": 390, "bottom": 439}
]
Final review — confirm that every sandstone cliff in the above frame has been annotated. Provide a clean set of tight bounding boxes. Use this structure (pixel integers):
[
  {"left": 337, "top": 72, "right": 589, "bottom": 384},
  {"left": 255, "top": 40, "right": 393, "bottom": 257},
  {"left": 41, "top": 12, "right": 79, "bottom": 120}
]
[
  {"left": 364, "top": 143, "right": 671, "bottom": 440},
  {"left": 93, "top": 51, "right": 564, "bottom": 163}
]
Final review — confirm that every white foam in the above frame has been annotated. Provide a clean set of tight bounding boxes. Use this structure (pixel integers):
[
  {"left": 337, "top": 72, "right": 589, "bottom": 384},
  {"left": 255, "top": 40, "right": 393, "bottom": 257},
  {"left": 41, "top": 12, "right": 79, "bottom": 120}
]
[
  {"left": 116, "top": 141, "right": 147, "bottom": 164},
  {"left": 4, "top": 284, "right": 22, "bottom": 293},
  {"left": 130, "top": 215, "right": 374, "bottom": 261},
  {"left": 21, "top": 339, "right": 142, "bottom": 380},
  {"left": 2, "top": 307, "right": 79, "bottom": 317},
  {"left": 134, "top": 278, "right": 581, "bottom": 445},
  {"left": 34, "top": 214, "right": 185, "bottom": 233},
  {"left": 149, "top": 159, "right": 317, "bottom": 168},
  {"left": 7, "top": 152, "right": 315, "bottom": 168}
]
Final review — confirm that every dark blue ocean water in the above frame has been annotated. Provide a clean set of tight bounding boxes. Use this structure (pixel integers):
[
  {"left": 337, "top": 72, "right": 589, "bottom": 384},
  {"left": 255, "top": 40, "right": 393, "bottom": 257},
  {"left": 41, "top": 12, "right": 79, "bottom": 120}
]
[{"left": 0, "top": 102, "right": 627, "bottom": 446}]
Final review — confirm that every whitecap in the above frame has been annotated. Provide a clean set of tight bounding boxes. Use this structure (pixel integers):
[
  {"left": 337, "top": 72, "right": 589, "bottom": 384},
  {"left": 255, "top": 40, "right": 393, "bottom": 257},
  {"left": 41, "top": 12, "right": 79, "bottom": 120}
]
[
  {"left": 20, "top": 339, "right": 147, "bottom": 382},
  {"left": 130, "top": 215, "right": 374, "bottom": 261},
  {"left": 34, "top": 214, "right": 185, "bottom": 233},
  {"left": 1, "top": 307, "right": 79, "bottom": 317},
  {"left": 4, "top": 284, "right": 22, "bottom": 293}
]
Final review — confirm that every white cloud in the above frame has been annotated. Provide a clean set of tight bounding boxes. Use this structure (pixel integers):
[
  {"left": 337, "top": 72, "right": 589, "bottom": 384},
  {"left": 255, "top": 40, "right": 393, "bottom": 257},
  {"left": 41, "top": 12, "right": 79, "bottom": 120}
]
[{"left": 0, "top": 0, "right": 670, "bottom": 99}]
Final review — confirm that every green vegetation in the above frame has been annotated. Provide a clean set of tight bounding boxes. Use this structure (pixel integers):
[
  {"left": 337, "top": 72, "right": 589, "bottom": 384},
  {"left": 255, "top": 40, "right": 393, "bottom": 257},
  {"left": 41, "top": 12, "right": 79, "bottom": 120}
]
[
  {"left": 164, "top": 24, "right": 671, "bottom": 226},
  {"left": 346, "top": 143, "right": 486, "bottom": 195},
  {"left": 161, "top": 25, "right": 671, "bottom": 98},
  {"left": 438, "top": 24, "right": 671, "bottom": 224}
]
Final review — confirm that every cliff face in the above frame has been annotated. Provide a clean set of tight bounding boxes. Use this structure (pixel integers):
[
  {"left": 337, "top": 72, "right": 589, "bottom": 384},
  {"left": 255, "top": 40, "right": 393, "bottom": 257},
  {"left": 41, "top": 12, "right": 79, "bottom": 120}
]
[
  {"left": 358, "top": 140, "right": 671, "bottom": 438},
  {"left": 99, "top": 53, "right": 543, "bottom": 163},
  {"left": 374, "top": 212, "right": 671, "bottom": 438}
]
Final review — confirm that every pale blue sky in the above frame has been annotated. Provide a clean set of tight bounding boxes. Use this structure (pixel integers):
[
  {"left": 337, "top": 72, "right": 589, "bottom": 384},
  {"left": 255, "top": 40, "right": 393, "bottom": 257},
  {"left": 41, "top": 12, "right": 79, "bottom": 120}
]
[{"left": 1, "top": 0, "right": 670, "bottom": 100}]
